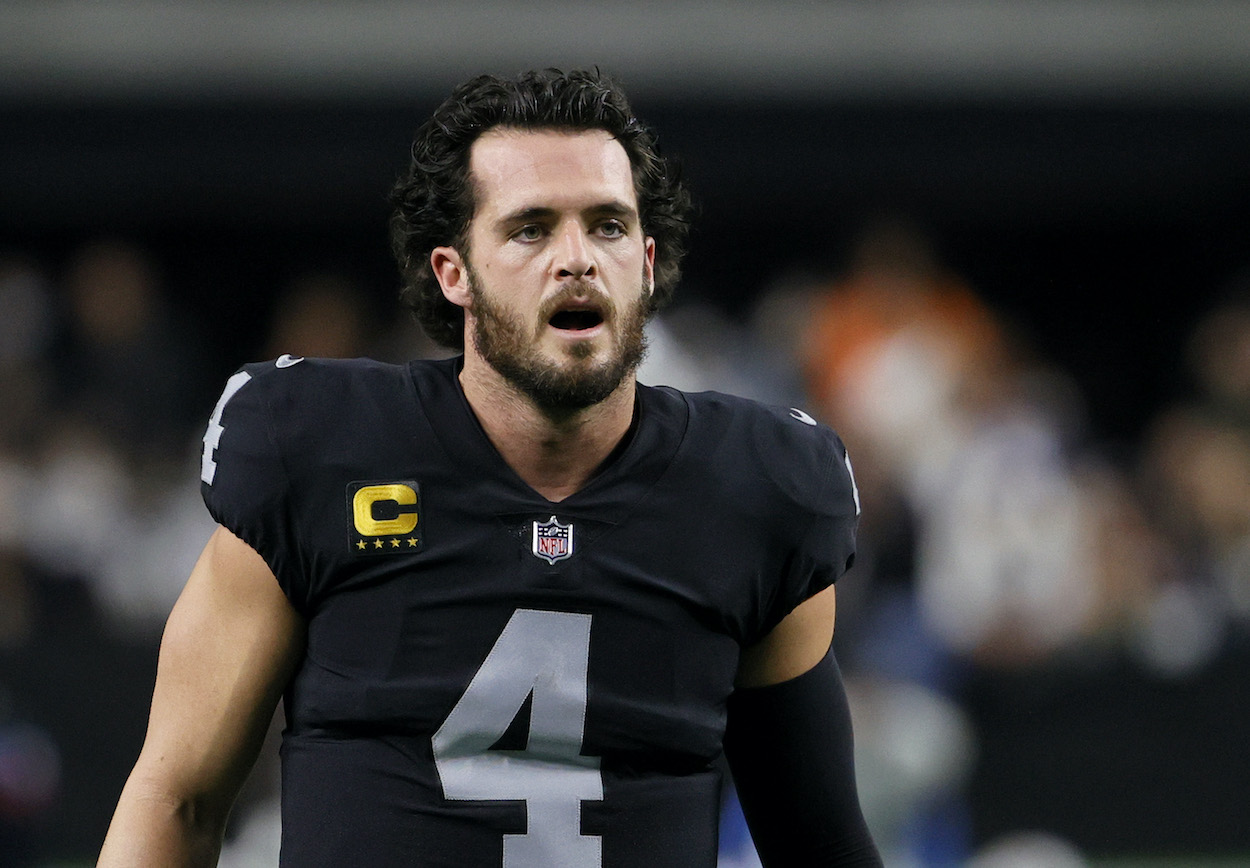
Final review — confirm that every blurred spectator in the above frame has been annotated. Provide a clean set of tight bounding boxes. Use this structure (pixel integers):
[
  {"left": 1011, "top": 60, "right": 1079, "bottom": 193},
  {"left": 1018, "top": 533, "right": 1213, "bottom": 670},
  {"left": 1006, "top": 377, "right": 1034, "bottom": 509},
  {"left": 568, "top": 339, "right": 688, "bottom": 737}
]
[
  {"left": 0, "top": 255, "right": 57, "bottom": 469},
  {"left": 800, "top": 219, "right": 1063, "bottom": 664},
  {"left": 0, "top": 241, "right": 220, "bottom": 632},
  {"left": 1185, "top": 285, "right": 1250, "bottom": 425},
  {"left": 800, "top": 218, "right": 1011, "bottom": 498},
  {"left": 1136, "top": 285, "right": 1250, "bottom": 672},
  {"left": 261, "top": 270, "right": 379, "bottom": 361},
  {"left": 791, "top": 218, "right": 1153, "bottom": 862},
  {"left": 912, "top": 379, "right": 1095, "bottom": 667},
  {"left": 50, "top": 239, "right": 213, "bottom": 473},
  {"left": 793, "top": 217, "right": 1171, "bottom": 670},
  {"left": 1069, "top": 459, "right": 1179, "bottom": 651}
]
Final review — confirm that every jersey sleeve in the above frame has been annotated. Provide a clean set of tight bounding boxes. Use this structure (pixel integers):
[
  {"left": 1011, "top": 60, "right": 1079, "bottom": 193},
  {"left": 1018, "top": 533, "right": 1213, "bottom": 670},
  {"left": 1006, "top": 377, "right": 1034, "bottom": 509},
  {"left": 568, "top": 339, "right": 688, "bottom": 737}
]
[
  {"left": 200, "top": 362, "right": 305, "bottom": 606},
  {"left": 759, "top": 415, "right": 861, "bottom": 638}
]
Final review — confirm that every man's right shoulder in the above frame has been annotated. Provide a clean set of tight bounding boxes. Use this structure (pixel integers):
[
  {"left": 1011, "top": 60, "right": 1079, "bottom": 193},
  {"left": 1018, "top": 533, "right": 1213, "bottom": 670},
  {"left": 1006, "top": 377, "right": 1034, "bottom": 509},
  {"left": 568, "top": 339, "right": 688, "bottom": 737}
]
[
  {"left": 202, "top": 355, "right": 438, "bottom": 481},
  {"left": 199, "top": 356, "right": 450, "bottom": 578},
  {"left": 226, "top": 355, "right": 448, "bottom": 427},
  {"left": 232, "top": 354, "right": 413, "bottom": 396}
]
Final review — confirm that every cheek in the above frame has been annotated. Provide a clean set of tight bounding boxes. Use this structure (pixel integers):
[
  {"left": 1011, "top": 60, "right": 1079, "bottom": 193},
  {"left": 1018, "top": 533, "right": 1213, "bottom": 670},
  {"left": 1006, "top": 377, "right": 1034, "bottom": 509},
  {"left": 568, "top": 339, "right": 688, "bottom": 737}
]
[
  {"left": 489, "top": 251, "right": 554, "bottom": 294},
  {"left": 604, "top": 243, "right": 649, "bottom": 282}
]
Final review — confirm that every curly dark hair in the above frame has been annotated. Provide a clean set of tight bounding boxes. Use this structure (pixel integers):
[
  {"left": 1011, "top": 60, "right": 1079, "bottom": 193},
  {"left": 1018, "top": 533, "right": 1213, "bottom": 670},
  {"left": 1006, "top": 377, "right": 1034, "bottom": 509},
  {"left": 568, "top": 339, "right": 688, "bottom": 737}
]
[{"left": 389, "top": 68, "right": 693, "bottom": 350}]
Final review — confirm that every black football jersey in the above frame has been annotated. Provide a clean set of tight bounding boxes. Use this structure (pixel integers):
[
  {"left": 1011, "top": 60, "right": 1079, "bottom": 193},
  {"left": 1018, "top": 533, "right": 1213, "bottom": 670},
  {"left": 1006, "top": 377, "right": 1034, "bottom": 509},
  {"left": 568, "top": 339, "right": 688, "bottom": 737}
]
[{"left": 200, "top": 355, "right": 859, "bottom": 867}]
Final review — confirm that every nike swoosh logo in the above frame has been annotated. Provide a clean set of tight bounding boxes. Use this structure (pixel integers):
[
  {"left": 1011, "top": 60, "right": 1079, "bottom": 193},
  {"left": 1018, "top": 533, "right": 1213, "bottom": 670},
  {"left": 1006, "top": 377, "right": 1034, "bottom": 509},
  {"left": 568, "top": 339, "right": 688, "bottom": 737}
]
[
  {"left": 789, "top": 408, "right": 818, "bottom": 426},
  {"left": 275, "top": 354, "right": 305, "bottom": 368}
]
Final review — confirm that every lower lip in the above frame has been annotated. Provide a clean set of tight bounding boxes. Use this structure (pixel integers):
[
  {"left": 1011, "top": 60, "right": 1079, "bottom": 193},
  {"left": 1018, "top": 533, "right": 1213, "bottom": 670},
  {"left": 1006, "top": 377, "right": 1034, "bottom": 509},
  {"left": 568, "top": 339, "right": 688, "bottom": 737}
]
[{"left": 548, "top": 322, "right": 605, "bottom": 340}]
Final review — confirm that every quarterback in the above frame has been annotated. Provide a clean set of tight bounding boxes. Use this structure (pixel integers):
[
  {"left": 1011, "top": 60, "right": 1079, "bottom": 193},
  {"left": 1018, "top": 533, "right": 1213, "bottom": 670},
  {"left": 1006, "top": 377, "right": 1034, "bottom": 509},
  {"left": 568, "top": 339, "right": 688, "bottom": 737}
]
[{"left": 99, "top": 68, "right": 881, "bottom": 866}]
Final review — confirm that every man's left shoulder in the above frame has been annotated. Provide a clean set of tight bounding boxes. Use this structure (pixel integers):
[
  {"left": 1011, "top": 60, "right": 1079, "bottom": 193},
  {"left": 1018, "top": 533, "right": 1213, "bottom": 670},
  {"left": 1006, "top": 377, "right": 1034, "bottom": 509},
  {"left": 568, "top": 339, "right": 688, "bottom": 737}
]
[
  {"left": 681, "top": 389, "right": 845, "bottom": 455},
  {"left": 674, "top": 389, "right": 855, "bottom": 508}
]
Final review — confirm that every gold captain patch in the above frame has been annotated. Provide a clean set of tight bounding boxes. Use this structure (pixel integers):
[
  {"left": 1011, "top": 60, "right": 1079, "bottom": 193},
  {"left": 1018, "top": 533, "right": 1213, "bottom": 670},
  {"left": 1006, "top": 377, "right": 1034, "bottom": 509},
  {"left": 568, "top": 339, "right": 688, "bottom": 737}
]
[{"left": 347, "top": 480, "right": 423, "bottom": 555}]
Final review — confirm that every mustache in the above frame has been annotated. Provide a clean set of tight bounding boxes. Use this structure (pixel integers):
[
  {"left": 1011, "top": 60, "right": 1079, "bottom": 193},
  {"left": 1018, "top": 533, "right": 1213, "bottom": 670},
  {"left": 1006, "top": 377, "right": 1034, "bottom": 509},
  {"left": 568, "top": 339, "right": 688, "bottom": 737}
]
[{"left": 538, "top": 281, "right": 616, "bottom": 322}]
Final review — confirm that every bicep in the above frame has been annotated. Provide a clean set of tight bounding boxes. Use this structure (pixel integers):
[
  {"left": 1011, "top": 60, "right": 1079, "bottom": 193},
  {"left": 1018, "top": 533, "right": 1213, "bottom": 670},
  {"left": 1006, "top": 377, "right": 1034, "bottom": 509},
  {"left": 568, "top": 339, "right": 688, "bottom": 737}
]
[
  {"left": 131, "top": 525, "right": 305, "bottom": 811},
  {"left": 736, "top": 584, "right": 836, "bottom": 688}
]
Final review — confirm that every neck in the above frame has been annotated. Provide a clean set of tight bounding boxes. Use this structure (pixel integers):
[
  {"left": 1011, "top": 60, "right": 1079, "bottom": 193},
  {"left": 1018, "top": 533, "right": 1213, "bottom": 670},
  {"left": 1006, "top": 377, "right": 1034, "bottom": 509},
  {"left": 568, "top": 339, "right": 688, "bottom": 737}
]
[{"left": 458, "top": 353, "right": 638, "bottom": 503}]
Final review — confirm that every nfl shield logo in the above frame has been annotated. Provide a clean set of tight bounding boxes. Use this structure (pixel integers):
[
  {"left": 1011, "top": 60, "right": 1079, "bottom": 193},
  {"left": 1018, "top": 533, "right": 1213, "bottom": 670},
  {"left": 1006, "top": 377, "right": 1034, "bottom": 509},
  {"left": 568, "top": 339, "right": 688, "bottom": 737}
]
[{"left": 532, "top": 515, "right": 574, "bottom": 564}]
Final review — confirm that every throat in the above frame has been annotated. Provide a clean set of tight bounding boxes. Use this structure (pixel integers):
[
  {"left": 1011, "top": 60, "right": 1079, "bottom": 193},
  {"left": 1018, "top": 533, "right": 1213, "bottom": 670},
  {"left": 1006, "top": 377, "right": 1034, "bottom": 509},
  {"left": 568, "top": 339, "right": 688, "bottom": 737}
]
[
  {"left": 459, "top": 360, "right": 638, "bottom": 502},
  {"left": 529, "top": 402, "right": 638, "bottom": 501}
]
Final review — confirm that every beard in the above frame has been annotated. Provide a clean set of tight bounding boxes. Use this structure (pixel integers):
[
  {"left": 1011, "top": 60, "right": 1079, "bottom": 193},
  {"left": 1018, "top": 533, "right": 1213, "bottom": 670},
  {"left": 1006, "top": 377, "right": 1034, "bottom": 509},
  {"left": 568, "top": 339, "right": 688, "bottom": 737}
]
[{"left": 467, "top": 264, "right": 651, "bottom": 413}]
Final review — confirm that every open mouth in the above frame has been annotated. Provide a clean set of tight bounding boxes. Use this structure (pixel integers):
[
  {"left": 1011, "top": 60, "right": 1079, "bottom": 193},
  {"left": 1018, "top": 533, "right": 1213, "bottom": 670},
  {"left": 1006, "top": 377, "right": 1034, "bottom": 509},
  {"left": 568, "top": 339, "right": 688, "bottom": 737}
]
[{"left": 549, "top": 309, "right": 604, "bottom": 331}]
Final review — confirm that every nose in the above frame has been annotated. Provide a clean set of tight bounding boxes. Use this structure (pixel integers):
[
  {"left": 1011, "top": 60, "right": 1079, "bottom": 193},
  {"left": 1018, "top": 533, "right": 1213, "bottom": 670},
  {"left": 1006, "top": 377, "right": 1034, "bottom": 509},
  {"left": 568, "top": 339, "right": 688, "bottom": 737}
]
[{"left": 553, "top": 221, "right": 595, "bottom": 281}]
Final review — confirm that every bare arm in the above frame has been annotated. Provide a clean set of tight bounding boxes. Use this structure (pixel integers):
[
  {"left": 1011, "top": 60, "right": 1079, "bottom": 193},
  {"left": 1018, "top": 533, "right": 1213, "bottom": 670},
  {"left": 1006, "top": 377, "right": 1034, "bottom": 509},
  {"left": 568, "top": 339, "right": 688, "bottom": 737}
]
[
  {"left": 736, "top": 583, "right": 837, "bottom": 689},
  {"left": 98, "top": 525, "right": 306, "bottom": 867}
]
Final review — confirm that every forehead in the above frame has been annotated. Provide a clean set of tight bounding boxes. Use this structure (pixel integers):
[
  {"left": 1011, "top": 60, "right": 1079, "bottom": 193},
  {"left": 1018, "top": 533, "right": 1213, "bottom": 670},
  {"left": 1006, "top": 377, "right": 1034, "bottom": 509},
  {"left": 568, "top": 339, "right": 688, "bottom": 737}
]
[{"left": 468, "top": 128, "right": 638, "bottom": 218}]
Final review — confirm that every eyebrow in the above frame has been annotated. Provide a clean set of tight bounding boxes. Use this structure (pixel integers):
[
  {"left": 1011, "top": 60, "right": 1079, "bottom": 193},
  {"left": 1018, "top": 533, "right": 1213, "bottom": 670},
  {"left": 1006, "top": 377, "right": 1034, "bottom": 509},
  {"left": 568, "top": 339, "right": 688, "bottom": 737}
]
[{"left": 498, "top": 200, "right": 639, "bottom": 227}]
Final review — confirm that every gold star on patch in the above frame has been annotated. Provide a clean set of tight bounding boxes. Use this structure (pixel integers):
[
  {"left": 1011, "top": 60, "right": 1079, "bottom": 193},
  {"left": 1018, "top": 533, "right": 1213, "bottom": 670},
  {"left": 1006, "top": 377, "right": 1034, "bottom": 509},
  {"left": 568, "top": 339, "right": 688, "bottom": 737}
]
[
  {"left": 407, "top": 538, "right": 418, "bottom": 547},
  {"left": 390, "top": 539, "right": 401, "bottom": 548},
  {"left": 373, "top": 540, "right": 384, "bottom": 549},
  {"left": 356, "top": 540, "right": 367, "bottom": 550}
]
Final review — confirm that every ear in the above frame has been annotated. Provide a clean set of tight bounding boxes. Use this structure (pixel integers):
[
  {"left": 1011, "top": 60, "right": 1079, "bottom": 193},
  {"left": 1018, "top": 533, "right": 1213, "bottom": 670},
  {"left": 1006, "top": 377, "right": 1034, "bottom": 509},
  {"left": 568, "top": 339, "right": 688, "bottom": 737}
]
[
  {"left": 431, "top": 246, "right": 472, "bottom": 309},
  {"left": 643, "top": 236, "right": 657, "bottom": 297}
]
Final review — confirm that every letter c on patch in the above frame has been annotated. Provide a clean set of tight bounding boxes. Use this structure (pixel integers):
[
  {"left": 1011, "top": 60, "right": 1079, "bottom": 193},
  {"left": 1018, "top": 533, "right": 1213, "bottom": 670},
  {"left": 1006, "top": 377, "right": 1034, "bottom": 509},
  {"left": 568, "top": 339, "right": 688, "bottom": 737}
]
[{"left": 353, "top": 483, "right": 419, "bottom": 536}]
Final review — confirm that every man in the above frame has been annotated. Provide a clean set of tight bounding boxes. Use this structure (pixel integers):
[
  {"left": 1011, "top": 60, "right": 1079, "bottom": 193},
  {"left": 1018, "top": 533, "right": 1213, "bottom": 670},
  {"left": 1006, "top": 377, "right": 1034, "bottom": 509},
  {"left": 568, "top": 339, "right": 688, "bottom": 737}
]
[{"left": 99, "top": 68, "right": 881, "bottom": 866}]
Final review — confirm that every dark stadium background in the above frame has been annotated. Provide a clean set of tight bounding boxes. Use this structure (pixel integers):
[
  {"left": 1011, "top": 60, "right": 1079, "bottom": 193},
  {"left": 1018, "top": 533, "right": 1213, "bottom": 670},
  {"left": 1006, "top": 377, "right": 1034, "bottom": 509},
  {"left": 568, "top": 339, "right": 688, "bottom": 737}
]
[
  {"left": 2, "top": 3, "right": 1249, "bottom": 864},
  {"left": 6, "top": 97, "right": 1248, "bottom": 448}
]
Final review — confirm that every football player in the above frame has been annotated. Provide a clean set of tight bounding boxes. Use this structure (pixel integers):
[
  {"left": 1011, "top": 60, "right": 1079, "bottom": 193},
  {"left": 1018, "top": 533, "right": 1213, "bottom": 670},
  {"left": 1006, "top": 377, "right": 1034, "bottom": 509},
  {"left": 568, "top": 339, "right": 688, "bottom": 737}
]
[{"left": 100, "top": 68, "right": 881, "bottom": 867}]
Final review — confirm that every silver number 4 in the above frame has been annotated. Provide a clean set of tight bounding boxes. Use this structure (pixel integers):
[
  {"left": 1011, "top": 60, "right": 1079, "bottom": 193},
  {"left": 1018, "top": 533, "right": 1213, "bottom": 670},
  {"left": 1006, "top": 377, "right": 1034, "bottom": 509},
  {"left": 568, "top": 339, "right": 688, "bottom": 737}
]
[
  {"left": 200, "top": 370, "right": 252, "bottom": 485},
  {"left": 432, "top": 608, "right": 604, "bottom": 867}
]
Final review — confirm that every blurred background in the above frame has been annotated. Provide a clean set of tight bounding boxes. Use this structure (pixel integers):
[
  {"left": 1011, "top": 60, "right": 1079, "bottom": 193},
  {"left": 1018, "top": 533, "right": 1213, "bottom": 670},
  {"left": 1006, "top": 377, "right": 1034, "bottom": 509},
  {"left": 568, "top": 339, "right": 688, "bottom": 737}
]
[{"left": 2, "top": 2, "right": 1250, "bottom": 866}]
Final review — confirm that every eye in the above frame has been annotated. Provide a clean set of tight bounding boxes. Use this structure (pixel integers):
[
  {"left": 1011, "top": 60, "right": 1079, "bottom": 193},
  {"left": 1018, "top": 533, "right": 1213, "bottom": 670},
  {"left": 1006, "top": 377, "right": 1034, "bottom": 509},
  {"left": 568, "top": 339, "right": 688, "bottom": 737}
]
[
  {"left": 512, "top": 224, "right": 545, "bottom": 242},
  {"left": 598, "top": 220, "right": 626, "bottom": 239}
]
